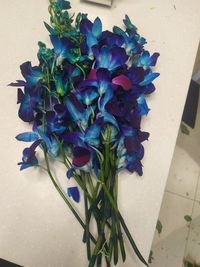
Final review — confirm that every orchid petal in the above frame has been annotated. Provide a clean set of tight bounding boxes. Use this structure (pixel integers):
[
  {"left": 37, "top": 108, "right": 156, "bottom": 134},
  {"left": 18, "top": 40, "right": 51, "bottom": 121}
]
[
  {"left": 139, "top": 72, "right": 160, "bottom": 86},
  {"left": 138, "top": 131, "right": 150, "bottom": 142},
  {"left": 18, "top": 93, "right": 34, "bottom": 122},
  {"left": 17, "top": 88, "right": 24, "bottom": 104},
  {"left": 127, "top": 160, "right": 143, "bottom": 176},
  {"left": 66, "top": 168, "right": 74, "bottom": 179},
  {"left": 124, "top": 137, "right": 139, "bottom": 154},
  {"left": 18, "top": 159, "right": 38, "bottom": 171},
  {"left": 72, "top": 146, "right": 91, "bottom": 167},
  {"left": 84, "top": 118, "right": 104, "bottom": 146},
  {"left": 88, "top": 69, "right": 97, "bottom": 80},
  {"left": 9, "top": 80, "right": 26, "bottom": 87},
  {"left": 92, "top": 17, "right": 102, "bottom": 38},
  {"left": 16, "top": 132, "right": 38, "bottom": 142},
  {"left": 62, "top": 132, "right": 83, "bottom": 144},
  {"left": 123, "top": 15, "right": 137, "bottom": 31},
  {"left": 67, "top": 187, "right": 80, "bottom": 203},
  {"left": 137, "top": 95, "right": 150, "bottom": 115},
  {"left": 112, "top": 74, "right": 132, "bottom": 90}
]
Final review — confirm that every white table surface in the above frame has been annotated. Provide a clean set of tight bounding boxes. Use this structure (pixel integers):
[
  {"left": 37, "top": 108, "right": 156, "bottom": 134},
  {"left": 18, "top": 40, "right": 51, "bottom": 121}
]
[{"left": 0, "top": 1, "right": 200, "bottom": 266}]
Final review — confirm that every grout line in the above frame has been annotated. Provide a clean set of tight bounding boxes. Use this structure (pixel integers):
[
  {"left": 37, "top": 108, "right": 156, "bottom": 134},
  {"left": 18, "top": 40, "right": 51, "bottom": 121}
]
[
  {"left": 183, "top": 171, "right": 200, "bottom": 258},
  {"left": 165, "top": 190, "right": 200, "bottom": 203}
]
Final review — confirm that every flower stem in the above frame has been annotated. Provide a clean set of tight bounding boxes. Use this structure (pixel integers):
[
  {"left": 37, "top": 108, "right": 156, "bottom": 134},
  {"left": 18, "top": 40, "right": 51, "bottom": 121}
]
[
  {"left": 43, "top": 147, "right": 96, "bottom": 245},
  {"left": 101, "top": 179, "right": 148, "bottom": 266},
  {"left": 100, "top": 126, "right": 148, "bottom": 266},
  {"left": 76, "top": 63, "right": 86, "bottom": 80},
  {"left": 82, "top": 172, "right": 91, "bottom": 261},
  {"left": 88, "top": 219, "right": 106, "bottom": 267}
]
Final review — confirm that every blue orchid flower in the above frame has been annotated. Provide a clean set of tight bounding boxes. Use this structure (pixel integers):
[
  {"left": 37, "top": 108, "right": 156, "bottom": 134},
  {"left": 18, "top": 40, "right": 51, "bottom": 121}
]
[
  {"left": 113, "top": 26, "right": 144, "bottom": 56},
  {"left": 18, "top": 140, "right": 41, "bottom": 171},
  {"left": 80, "top": 17, "right": 102, "bottom": 56},
  {"left": 55, "top": 74, "right": 69, "bottom": 96},
  {"left": 10, "top": 63, "right": 44, "bottom": 123},
  {"left": 134, "top": 51, "right": 160, "bottom": 69},
  {"left": 65, "top": 93, "right": 92, "bottom": 129},
  {"left": 36, "top": 128, "right": 60, "bottom": 158},
  {"left": 55, "top": 0, "right": 71, "bottom": 10},
  {"left": 100, "top": 30, "right": 124, "bottom": 48},
  {"left": 123, "top": 15, "right": 137, "bottom": 32},
  {"left": 17, "top": 81, "right": 44, "bottom": 123},
  {"left": 116, "top": 126, "right": 147, "bottom": 175},
  {"left": 17, "top": 88, "right": 34, "bottom": 122},
  {"left": 50, "top": 35, "right": 78, "bottom": 65},
  {"left": 92, "top": 45, "right": 128, "bottom": 71},
  {"left": 98, "top": 89, "right": 119, "bottom": 130},
  {"left": 45, "top": 111, "right": 66, "bottom": 135},
  {"left": 20, "top": 61, "right": 43, "bottom": 88},
  {"left": 76, "top": 68, "right": 112, "bottom": 107},
  {"left": 62, "top": 117, "right": 104, "bottom": 148}
]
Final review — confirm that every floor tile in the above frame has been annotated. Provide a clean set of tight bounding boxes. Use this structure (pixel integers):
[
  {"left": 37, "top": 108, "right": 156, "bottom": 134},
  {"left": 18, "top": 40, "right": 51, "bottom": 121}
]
[
  {"left": 184, "top": 201, "right": 200, "bottom": 265},
  {"left": 150, "top": 78, "right": 200, "bottom": 267},
  {"left": 153, "top": 192, "right": 193, "bottom": 243},
  {"left": 150, "top": 192, "right": 193, "bottom": 266},
  {"left": 150, "top": 225, "right": 188, "bottom": 267},
  {"left": 166, "top": 145, "right": 200, "bottom": 200}
]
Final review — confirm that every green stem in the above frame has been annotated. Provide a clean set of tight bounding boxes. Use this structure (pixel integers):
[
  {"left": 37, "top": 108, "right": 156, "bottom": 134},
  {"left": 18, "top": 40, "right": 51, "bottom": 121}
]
[
  {"left": 112, "top": 173, "right": 126, "bottom": 262},
  {"left": 43, "top": 147, "right": 96, "bottom": 245},
  {"left": 45, "top": 67, "right": 52, "bottom": 110},
  {"left": 99, "top": 127, "right": 148, "bottom": 266},
  {"left": 101, "top": 180, "right": 148, "bottom": 266},
  {"left": 76, "top": 63, "right": 86, "bottom": 80},
  {"left": 88, "top": 220, "right": 106, "bottom": 267},
  {"left": 87, "top": 173, "right": 95, "bottom": 196},
  {"left": 84, "top": 189, "right": 91, "bottom": 260}
]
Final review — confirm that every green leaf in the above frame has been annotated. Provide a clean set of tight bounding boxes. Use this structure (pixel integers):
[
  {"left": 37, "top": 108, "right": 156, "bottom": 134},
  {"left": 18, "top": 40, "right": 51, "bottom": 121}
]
[
  {"left": 181, "top": 123, "right": 190, "bottom": 135},
  {"left": 184, "top": 215, "right": 192, "bottom": 222},
  {"left": 184, "top": 259, "right": 195, "bottom": 267},
  {"left": 148, "top": 250, "right": 154, "bottom": 264},
  {"left": 156, "top": 219, "right": 163, "bottom": 234}
]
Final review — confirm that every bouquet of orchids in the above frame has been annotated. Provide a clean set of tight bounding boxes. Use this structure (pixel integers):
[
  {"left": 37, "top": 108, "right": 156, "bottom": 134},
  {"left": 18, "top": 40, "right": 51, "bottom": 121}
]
[{"left": 10, "top": 0, "right": 159, "bottom": 266}]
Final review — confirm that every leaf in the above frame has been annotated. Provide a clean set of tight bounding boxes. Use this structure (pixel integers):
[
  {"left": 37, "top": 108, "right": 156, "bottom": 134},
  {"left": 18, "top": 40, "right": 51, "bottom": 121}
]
[
  {"left": 148, "top": 250, "right": 154, "bottom": 264},
  {"left": 156, "top": 219, "right": 163, "bottom": 234},
  {"left": 181, "top": 123, "right": 190, "bottom": 135},
  {"left": 184, "top": 215, "right": 192, "bottom": 222},
  {"left": 184, "top": 262, "right": 193, "bottom": 267}
]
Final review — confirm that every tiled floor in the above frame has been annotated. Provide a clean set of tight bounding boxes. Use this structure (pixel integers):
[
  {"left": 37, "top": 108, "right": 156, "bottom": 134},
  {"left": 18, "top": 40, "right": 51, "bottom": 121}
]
[{"left": 150, "top": 95, "right": 200, "bottom": 267}]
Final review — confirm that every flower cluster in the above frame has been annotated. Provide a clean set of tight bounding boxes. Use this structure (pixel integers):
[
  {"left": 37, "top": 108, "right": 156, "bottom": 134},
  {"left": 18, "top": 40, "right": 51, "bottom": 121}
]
[{"left": 11, "top": 1, "right": 159, "bottom": 266}]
